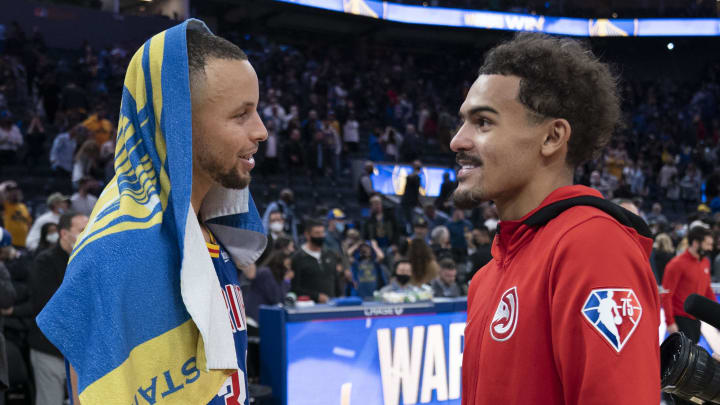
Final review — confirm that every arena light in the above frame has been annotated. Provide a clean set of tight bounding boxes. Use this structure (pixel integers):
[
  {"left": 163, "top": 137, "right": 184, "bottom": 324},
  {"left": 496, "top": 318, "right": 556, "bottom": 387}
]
[
  {"left": 274, "top": 0, "right": 720, "bottom": 37},
  {"left": 667, "top": 42, "right": 675, "bottom": 50}
]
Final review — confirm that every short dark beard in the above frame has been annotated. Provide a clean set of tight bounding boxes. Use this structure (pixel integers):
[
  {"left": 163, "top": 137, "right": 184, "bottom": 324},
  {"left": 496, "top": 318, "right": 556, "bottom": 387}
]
[
  {"left": 198, "top": 153, "right": 250, "bottom": 190},
  {"left": 452, "top": 187, "right": 483, "bottom": 210}
]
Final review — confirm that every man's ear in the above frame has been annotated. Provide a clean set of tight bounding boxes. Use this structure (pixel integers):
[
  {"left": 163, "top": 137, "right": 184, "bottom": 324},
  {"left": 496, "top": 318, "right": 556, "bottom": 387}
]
[{"left": 540, "top": 118, "right": 571, "bottom": 159}]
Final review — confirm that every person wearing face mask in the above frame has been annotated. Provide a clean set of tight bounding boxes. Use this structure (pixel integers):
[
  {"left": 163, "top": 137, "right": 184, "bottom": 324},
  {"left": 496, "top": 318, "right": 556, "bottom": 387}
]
[
  {"left": 35, "top": 223, "right": 59, "bottom": 255},
  {"left": 661, "top": 225, "right": 716, "bottom": 343},
  {"left": 324, "top": 208, "right": 347, "bottom": 257},
  {"left": 290, "top": 218, "right": 344, "bottom": 303},
  {"left": 25, "top": 192, "right": 69, "bottom": 251},
  {"left": 378, "top": 260, "right": 413, "bottom": 293},
  {"left": 26, "top": 211, "right": 88, "bottom": 405}
]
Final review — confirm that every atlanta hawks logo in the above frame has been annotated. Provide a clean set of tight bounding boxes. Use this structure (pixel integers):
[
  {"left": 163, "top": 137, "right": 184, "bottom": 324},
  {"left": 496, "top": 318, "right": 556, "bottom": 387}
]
[
  {"left": 490, "top": 286, "right": 519, "bottom": 342},
  {"left": 582, "top": 288, "right": 642, "bottom": 352}
]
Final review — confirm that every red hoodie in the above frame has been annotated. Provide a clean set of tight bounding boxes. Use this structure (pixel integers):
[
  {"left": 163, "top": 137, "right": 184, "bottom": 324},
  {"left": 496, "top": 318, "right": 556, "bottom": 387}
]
[
  {"left": 462, "top": 185, "right": 660, "bottom": 405},
  {"left": 661, "top": 249, "right": 715, "bottom": 325}
]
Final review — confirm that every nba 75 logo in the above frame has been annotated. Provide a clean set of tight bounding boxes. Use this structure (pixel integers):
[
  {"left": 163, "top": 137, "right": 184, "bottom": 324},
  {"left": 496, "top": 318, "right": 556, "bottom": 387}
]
[
  {"left": 490, "top": 286, "right": 519, "bottom": 342},
  {"left": 581, "top": 288, "right": 642, "bottom": 352}
]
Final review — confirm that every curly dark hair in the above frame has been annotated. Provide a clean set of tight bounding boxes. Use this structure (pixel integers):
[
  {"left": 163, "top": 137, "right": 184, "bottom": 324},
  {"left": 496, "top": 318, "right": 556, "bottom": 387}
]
[{"left": 479, "top": 33, "right": 621, "bottom": 167}]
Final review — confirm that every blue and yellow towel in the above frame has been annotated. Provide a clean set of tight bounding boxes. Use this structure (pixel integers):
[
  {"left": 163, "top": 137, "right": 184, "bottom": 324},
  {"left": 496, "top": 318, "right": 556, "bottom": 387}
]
[{"left": 37, "top": 19, "right": 266, "bottom": 404}]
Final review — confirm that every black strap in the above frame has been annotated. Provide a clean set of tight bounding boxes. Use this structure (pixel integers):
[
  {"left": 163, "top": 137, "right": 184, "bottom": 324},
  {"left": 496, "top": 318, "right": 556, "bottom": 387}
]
[{"left": 522, "top": 196, "right": 652, "bottom": 238}]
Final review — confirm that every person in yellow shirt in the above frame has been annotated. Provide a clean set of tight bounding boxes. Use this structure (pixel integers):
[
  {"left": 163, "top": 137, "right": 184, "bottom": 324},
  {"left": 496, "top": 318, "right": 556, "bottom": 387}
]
[
  {"left": 81, "top": 105, "right": 114, "bottom": 146},
  {"left": 0, "top": 181, "right": 32, "bottom": 248}
]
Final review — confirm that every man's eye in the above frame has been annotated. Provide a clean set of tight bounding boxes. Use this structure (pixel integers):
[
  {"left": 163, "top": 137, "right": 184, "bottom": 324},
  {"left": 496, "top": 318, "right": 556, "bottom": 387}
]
[
  {"left": 235, "top": 112, "right": 247, "bottom": 119},
  {"left": 476, "top": 118, "right": 492, "bottom": 129}
]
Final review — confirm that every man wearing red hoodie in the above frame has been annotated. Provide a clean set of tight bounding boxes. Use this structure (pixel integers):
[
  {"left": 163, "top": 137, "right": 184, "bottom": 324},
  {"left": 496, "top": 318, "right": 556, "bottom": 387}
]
[
  {"left": 662, "top": 225, "right": 715, "bottom": 343},
  {"left": 452, "top": 33, "right": 660, "bottom": 404}
]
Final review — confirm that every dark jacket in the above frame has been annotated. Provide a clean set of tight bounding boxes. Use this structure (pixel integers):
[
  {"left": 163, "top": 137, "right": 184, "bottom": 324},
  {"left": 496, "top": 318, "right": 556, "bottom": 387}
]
[
  {"left": 0, "top": 261, "right": 16, "bottom": 391},
  {"left": 291, "top": 247, "right": 343, "bottom": 301},
  {"left": 401, "top": 172, "right": 421, "bottom": 207},
  {"left": 362, "top": 211, "right": 401, "bottom": 248},
  {"left": 243, "top": 267, "right": 290, "bottom": 322},
  {"left": 28, "top": 244, "right": 69, "bottom": 357}
]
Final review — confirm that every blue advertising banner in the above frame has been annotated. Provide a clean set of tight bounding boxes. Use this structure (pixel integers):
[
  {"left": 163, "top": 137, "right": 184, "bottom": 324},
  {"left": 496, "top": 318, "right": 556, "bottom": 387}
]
[
  {"left": 274, "top": 0, "right": 720, "bottom": 37},
  {"left": 370, "top": 163, "right": 456, "bottom": 198},
  {"left": 260, "top": 300, "right": 467, "bottom": 405},
  {"left": 287, "top": 312, "right": 466, "bottom": 405}
]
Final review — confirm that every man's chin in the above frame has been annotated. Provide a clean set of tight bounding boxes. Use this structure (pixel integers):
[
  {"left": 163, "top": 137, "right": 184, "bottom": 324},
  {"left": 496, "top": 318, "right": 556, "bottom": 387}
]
[
  {"left": 452, "top": 186, "right": 484, "bottom": 209},
  {"left": 214, "top": 171, "right": 251, "bottom": 190}
]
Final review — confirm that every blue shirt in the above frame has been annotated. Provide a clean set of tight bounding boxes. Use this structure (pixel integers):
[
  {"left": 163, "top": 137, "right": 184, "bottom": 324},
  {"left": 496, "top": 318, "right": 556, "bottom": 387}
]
[
  {"left": 49, "top": 132, "right": 76, "bottom": 172},
  {"left": 206, "top": 235, "right": 249, "bottom": 405}
]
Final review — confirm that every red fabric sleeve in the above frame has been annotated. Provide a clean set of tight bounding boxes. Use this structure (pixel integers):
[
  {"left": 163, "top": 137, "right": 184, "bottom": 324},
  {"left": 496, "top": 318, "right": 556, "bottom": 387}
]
[
  {"left": 661, "top": 257, "right": 682, "bottom": 325},
  {"left": 549, "top": 217, "right": 660, "bottom": 405}
]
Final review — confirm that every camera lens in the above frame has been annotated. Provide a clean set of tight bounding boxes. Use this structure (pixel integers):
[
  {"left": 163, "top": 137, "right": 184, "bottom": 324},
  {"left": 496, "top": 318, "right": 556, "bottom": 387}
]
[{"left": 661, "top": 332, "right": 720, "bottom": 403}]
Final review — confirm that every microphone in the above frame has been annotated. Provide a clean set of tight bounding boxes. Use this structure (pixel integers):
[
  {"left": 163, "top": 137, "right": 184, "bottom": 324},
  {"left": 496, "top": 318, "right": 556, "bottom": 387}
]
[{"left": 684, "top": 293, "right": 720, "bottom": 331}]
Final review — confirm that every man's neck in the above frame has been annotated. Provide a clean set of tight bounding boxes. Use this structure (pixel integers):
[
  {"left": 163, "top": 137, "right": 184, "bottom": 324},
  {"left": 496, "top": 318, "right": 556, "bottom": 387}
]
[
  {"left": 304, "top": 243, "right": 321, "bottom": 253},
  {"left": 688, "top": 246, "right": 700, "bottom": 260},
  {"left": 495, "top": 170, "right": 573, "bottom": 221},
  {"left": 191, "top": 169, "right": 214, "bottom": 217}
]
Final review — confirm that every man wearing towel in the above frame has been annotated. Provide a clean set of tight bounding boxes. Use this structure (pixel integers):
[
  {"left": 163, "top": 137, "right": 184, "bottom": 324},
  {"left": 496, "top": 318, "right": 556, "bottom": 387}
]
[{"left": 39, "top": 21, "right": 268, "bottom": 405}]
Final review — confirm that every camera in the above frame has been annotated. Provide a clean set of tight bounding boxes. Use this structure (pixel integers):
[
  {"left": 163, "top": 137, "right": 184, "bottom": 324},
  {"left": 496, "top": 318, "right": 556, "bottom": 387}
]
[
  {"left": 661, "top": 332, "right": 720, "bottom": 403},
  {"left": 661, "top": 294, "right": 720, "bottom": 404}
]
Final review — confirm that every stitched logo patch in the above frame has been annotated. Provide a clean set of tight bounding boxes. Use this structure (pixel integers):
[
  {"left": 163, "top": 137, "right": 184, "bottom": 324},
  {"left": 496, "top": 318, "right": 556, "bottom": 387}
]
[
  {"left": 490, "top": 286, "right": 519, "bottom": 342},
  {"left": 581, "top": 288, "right": 642, "bottom": 352}
]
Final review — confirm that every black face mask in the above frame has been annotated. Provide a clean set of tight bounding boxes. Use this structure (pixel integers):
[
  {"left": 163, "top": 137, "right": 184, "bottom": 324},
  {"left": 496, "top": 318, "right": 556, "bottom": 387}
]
[
  {"left": 310, "top": 236, "right": 325, "bottom": 247},
  {"left": 395, "top": 274, "right": 411, "bottom": 285},
  {"left": 698, "top": 249, "right": 709, "bottom": 258}
]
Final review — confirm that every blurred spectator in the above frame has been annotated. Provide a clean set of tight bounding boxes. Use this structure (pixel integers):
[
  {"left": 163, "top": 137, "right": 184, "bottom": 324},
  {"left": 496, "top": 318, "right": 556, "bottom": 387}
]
[
  {"left": 429, "top": 225, "right": 452, "bottom": 260},
  {"left": 381, "top": 126, "right": 402, "bottom": 162},
  {"left": 267, "top": 210, "right": 287, "bottom": 244},
  {"left": 447, "top": 208, "right": 472, "bottom": 262},
  {"left": 25, "top": 192, "right": 68, "bottom": 251},
  {"left": 347, "top": 240, "right": 387, "bottom": 299},
  {"left": 430, "top": 258, "right": 461, "bottom": 298},
  {"left": 343, "top": 111, "right": 360, "bottom": 153},
  {"left": 49, "top": 124, "right": 83, "bottom": 176},
  {"left": 0, "top": 110, "right": 22, "bottom": 165},
  {"left": 399, "top": 123, "right": 420, "bottom": 162},
  {"left": 468, "top": 226, "right": 493, "bottom": 280},
  {"left": 273, "top": 235, "right": 295, "bottom": 256},
  {"left": 0, "top": 181, "right": 31, "bottom": 249},
  {"left": 71, "top": 139, "right": 100, "bottom": 189},
  {"left": 410, "top": 216, "right": 429, "bottom": 242},
  {"left": 263, "top": 189, "right": 298, "bottom": 244},
  {"left": 59, "top": 80, "right": 87, "bottom": 116},
  {"left": 24, "top": 113, "right": 46, "bottom": 167},
  {"left": 0, "top": 227, "right": 17, "bottom": 400},
  {"left": 285, "top": 129, "right": 306, "bottom": 172},
  {"left": 244, "top": 251, "right": 293, "bottom": 322},
  {"left": 357, "top": 161, "right": 374, "bottom": 205},
  {"left": 35, "top": 222, "right": 59, "bottom": 256},
  {"left": 378, "top": 259, "right": 413, "bottom": 293},
  {"left": 262, "top": 120, "right": 279, "bottom": 174},
  {"left": 646, "top": 202, "right": 668, "bottom": 226},
  {"left": 324, "top": 208, "right": 347, "bottom": 257},
  {"left": 70, "top": 177, "right": 98, "bottom": 217},
  {"left": 652, "top": 233, "right": 675, "bottom": 284},
  {"left": 28, "top": 212, "right": 88, "bottom": 405},
  {"left": 422, "top": 203, "right": 447, "bottom": 231},
  {"left": 435, "top": 172, "right": 456, "bottom": 211},
  {"left": 362, "top": 194, "right": 401, "bottom": 249},
  {"left": 400, "top": 160, "right": 422, "bottom": 233},
  {"left": 291, "top": 218, "right": 344, "bottom": 303},
  {"left": 408, "top": 237, "right": 438, "bottom": 286}
]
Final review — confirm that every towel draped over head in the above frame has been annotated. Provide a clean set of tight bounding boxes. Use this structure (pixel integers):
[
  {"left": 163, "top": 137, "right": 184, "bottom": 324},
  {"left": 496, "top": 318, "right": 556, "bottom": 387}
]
[{"left": 37, "top": 19, "right": 266, "bottom": 405}]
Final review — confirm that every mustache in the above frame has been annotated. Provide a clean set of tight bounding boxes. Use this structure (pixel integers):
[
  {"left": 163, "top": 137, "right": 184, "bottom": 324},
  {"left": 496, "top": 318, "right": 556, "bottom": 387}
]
[{"left": 456, "top": 152, "right": 482, "bottom": 166}]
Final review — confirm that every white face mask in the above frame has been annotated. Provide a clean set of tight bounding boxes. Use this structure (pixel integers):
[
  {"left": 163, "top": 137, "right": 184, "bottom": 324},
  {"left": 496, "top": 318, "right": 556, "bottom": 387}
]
[
  {"left": 46, "top": 233, "right": 59, "bottom": 244},
  {"left": 269, "top": 222, "right": 284, "bottom": 234}
]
